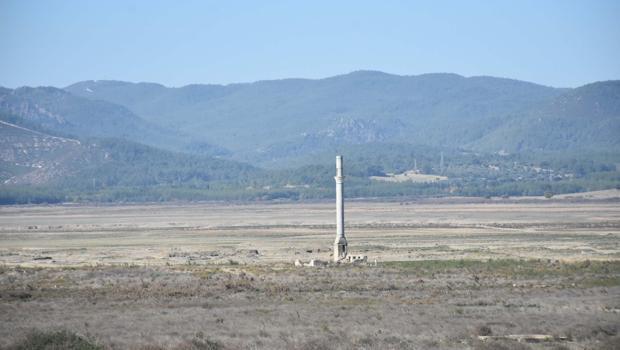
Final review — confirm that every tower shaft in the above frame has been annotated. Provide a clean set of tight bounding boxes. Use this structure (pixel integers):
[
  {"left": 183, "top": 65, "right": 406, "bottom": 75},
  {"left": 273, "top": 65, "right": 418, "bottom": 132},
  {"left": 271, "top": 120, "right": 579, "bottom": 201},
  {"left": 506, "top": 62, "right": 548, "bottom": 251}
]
[{"left": 334, "top": 155, "right": 347, "bottom": 261}]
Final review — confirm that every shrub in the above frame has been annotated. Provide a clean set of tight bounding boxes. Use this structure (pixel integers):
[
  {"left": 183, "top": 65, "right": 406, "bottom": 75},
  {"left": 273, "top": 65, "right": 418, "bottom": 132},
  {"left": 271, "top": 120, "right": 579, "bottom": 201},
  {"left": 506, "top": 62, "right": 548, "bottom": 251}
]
[
  {"left": 182, "top": 338, "right": 223, "bottom": 350},
  {"left": 8, "top": 330, "right": 102, "bottom": 350},
  {"left": 476, "top": 325, "right": 493, "bottom": 336}
]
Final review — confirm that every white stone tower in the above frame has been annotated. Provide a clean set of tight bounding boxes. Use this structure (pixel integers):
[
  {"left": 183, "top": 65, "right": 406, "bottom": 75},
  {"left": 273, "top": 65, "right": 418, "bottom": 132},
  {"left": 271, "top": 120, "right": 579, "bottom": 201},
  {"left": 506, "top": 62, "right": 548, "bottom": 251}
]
[{"left": 334, "top": 155, "right": 348, "bottom": 262}]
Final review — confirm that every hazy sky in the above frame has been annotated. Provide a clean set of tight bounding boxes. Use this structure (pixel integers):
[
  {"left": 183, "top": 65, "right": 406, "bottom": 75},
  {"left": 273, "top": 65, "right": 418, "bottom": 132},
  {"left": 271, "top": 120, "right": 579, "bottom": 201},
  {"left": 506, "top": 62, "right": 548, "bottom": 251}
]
[{"left": 1, "top": 0, "right": 619, "bottom": 88}]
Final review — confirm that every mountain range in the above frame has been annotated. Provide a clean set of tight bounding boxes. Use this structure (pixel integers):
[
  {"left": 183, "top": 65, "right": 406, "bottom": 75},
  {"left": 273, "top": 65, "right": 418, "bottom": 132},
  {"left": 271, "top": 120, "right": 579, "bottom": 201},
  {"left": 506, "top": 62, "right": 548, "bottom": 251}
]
[
  {"left": 64, "top": 72, "right": 619, "bottom": 164},
  {"left": 1, "top": 71, "right": 619, "bottom": 197}
]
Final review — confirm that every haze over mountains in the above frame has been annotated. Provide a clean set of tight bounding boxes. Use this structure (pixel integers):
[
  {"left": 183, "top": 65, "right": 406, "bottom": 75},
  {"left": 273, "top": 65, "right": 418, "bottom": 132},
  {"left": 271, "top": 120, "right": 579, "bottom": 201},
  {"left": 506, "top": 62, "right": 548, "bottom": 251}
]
[
  {"left": 1, "top": 71, "right": 619, "bottom": 202},
  {"left": 64, "top": 71, "right": 619, "bottom": 163}
]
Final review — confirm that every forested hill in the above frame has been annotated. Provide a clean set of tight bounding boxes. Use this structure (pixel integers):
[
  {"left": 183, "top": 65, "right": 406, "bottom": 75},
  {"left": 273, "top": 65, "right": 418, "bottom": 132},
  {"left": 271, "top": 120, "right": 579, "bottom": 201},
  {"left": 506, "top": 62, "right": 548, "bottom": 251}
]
[
  {"left": 0, "top": 86, "right": 226, "bottom": 156},
  {"left": 470, "top": 81, "right": 620, "bottom": 152},
  {"left": 66, "top": 72, "right": 579, "bottom": 159},
  {"left": 1, "top": 71, "right": 619, "bottom": 203},
  {"left": 0, "top": 115, "right": 260, "bottom": 203}
]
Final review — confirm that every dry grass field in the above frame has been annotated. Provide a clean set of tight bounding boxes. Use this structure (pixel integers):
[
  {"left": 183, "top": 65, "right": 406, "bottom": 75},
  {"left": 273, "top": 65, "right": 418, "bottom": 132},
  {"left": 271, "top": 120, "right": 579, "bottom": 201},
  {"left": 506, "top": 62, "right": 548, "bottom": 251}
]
[{"left": 0, "top": 199, "right": 619, "bottom": 349}]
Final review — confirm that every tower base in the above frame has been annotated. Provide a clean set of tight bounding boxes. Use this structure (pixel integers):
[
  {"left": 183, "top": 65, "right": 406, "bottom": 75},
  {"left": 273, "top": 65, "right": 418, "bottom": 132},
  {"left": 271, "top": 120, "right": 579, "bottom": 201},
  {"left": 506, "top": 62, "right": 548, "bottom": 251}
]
[{"left": 333, "top": 236, "right": 348, "bottom": 262}]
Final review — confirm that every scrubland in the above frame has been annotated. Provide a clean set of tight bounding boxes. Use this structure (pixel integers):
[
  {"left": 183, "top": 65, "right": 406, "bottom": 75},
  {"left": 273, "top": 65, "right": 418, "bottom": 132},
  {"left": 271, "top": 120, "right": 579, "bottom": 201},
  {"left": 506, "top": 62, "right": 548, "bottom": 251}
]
[{"left": 0, "top": 200, "right": 618, "bottom": 349}]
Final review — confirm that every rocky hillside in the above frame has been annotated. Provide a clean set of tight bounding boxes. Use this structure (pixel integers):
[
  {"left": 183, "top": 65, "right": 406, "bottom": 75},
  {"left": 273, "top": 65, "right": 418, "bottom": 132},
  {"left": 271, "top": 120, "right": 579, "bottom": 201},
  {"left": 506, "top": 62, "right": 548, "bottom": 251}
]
[
  {"left": 0, "top": 120, "right": 102, "bottom": 185},
  {"left": 0, "top": 86, "right": 225, "bottom": 156},
  {"left": 0, "top": 117, "right": 257, "bottom": 188}
]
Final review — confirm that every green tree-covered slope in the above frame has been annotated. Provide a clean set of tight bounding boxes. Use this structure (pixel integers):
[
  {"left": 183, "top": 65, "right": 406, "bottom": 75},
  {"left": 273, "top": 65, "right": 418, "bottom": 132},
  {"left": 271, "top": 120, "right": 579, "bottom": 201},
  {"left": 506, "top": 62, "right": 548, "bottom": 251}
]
[{"left": 66, "top": 71, "right": 570, "bottom": 160}]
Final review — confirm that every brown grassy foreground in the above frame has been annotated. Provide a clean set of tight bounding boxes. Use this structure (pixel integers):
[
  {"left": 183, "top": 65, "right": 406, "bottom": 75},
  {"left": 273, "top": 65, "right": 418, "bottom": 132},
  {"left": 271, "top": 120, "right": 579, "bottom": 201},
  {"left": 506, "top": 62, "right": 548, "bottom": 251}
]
[
  {"left": 1, "top": 260, "right": 619, "bottom": 349},
  {"left": 0, "top": 200, "right": 619, "bottom": 349}
]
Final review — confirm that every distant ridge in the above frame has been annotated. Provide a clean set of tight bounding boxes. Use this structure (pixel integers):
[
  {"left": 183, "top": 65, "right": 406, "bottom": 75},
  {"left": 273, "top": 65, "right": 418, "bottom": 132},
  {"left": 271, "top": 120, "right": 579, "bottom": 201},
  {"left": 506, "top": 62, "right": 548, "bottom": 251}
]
[
  {"left": 1, "top": 70, "right": 616, "bottom": 167},
  {"left": 0, "top": 86, "right": 227, "bottom": 156},
  {"left": 66, "top": 71, "right": 594, "bottom": 162}
]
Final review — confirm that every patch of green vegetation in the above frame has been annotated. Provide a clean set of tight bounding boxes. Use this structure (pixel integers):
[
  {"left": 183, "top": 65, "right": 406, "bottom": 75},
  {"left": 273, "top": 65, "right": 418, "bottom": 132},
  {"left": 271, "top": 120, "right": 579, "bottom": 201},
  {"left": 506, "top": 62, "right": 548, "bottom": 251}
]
[
  {"left": 580, "top": 276, "right": 620, "bottom": 288},
  {"left": 384, "top": 259, "right": 495, "bottom": 270},
  {"left": 186, "top": 337, "right": 224, "bottom": 350},
  {"left": 7, "top": 330, "right": 102, "bottom": 350},
  {"left": 186, "top": 270, "right": 208, "bottom": 280},
  {"left": 382, "top": 259, "right": 620, "bottom": 279}
]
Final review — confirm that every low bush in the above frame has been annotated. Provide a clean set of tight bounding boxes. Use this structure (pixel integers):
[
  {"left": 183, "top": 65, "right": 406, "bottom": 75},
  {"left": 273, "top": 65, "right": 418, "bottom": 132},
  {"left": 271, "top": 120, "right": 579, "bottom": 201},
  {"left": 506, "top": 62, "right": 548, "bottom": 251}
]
[{"left": 8, "top": 330, "right": 102, "bottom": 350}]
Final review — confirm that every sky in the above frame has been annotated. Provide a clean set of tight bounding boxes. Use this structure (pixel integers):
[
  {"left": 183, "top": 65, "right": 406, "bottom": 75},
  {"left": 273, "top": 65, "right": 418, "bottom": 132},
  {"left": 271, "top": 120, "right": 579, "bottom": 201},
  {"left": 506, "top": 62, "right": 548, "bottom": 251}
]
[{"left": 1, "top": 0, "right": 619, "bottom": 88}]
